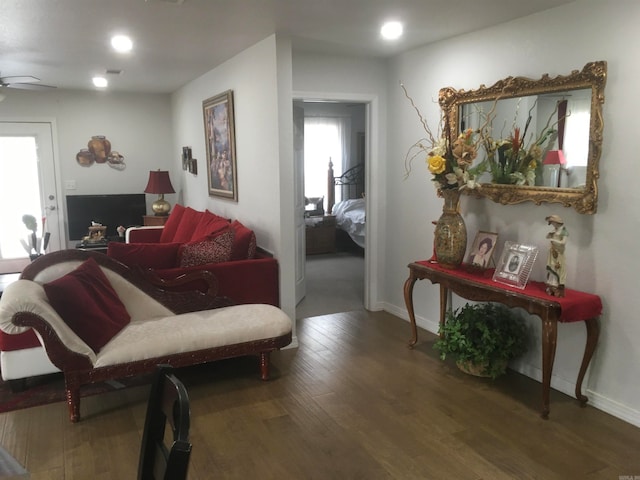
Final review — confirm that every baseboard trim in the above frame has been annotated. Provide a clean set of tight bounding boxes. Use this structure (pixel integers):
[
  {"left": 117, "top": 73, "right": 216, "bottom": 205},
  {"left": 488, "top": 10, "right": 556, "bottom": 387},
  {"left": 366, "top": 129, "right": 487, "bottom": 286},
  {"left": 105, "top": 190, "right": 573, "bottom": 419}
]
[{"left": 384, "top": 302, "right": 640, "bottom": 428}]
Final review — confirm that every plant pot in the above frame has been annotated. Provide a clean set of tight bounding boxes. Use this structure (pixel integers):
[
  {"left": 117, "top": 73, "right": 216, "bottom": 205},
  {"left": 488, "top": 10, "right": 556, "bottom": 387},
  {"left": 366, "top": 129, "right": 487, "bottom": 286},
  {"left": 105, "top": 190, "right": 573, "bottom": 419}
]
[{"left": 456, "top": 358, "right": 508, "bottom": 378}]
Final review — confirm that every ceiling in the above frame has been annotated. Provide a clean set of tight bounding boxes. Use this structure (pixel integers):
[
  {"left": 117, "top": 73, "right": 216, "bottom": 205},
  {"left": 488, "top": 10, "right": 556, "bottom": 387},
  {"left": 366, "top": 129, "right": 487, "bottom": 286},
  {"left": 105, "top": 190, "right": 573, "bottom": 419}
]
[{"left": 0, "top": 0, "right": 574, "bottom": 94}]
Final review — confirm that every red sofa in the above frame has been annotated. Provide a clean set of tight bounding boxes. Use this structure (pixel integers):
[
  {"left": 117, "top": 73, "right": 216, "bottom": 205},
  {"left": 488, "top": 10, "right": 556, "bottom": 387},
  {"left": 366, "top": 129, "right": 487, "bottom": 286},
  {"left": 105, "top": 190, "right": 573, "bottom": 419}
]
[{"left": 109, "top": 204, "right": 280, "bottom": 307}]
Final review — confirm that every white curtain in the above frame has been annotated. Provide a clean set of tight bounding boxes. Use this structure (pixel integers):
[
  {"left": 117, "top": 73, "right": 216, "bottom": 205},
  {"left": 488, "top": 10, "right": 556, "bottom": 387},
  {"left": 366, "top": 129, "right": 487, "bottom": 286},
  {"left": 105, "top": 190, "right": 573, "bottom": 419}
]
[
  {"left": 563, "top": 97, "right": 591, "bottom": 168},
  {"left": 304, "top": 116, "right": 350, "bottom": 208}
]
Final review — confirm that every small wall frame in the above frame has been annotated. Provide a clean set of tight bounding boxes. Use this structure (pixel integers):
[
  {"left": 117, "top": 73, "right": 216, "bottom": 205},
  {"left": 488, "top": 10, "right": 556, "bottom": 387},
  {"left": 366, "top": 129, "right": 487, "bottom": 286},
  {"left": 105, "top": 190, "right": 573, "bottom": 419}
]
[{"left": 493, "top": 241, "right": 538, "bottom": 289}]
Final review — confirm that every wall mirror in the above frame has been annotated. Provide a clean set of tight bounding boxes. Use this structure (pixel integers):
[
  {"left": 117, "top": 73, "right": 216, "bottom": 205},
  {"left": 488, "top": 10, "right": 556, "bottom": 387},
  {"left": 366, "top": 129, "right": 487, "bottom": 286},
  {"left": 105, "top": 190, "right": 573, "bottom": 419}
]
[{"left": 439, "top": 61, "right": 607, "bottom": 214}]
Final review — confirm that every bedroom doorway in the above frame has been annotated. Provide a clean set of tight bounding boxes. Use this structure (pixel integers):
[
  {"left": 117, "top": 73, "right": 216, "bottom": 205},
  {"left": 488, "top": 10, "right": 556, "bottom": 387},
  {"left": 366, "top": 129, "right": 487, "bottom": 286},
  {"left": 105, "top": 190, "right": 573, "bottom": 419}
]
[{"left": 295, "top": 100, "right": 367, "bottom": 319}]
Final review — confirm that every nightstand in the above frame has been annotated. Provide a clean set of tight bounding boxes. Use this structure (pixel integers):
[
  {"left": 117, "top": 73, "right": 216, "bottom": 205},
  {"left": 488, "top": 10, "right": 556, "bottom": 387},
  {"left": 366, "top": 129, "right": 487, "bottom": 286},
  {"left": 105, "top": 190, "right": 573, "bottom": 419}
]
[
  {"left": 143, "top": 215, "right": 169, "bottom": 226},
  {"left": 305, "top": 215, "right": 337, "bottom": 255}
]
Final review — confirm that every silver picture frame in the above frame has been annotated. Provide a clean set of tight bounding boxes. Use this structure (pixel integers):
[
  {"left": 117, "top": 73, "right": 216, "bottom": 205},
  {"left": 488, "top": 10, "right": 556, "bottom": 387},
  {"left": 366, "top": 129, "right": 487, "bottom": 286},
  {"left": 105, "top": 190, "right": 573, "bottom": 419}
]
[{"left": 492, "top": 241, "right": 538, "bottom": 289}]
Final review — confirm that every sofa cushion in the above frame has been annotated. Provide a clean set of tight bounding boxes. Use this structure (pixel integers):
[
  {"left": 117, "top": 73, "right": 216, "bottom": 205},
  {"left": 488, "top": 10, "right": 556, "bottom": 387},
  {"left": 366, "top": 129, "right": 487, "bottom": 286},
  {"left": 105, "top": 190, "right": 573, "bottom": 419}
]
[
  {"left": 43, "top": 258, "right": 131, "bottom": 353},
  {"left": 178, "top": 227, "right": 235, "bottom": 267},
  {"left": 107, "top": 241, "right": 181, "bottom": 269},
  {"left": 230, "top": 220, "right": 257, "bottom": 260},
  {"left": 159, "top": 203, "right": 186, "bottom": 243},
  {"left": 191, "top": 209, "right": 230, "bottom": 242},
  {"left": 172, "top": 207, "right": 205, "bottom": 244}
]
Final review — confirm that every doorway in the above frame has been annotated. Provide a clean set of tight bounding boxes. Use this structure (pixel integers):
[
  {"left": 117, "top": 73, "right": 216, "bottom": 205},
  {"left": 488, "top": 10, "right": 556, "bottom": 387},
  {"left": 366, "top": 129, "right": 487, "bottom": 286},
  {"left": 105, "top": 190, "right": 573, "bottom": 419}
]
[
  {"left": 295, "top": 100, "right": 367, "bottom": 319},
  {"left": 0, "top": 122, "right": 62, "bottom": 273}
]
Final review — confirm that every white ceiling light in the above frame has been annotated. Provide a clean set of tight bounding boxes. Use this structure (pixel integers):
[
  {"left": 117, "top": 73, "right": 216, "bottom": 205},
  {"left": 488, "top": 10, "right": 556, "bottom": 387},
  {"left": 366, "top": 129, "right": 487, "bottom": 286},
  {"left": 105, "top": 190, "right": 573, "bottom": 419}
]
[
  {"left": 111, "top": 34, "right": 133, "bottom": 53},
  {"left": 93, "top": 77, "right": 108, "bottom": 88},
  {"left": 381, "top": 21, "right": 403, "bottom": 40}
]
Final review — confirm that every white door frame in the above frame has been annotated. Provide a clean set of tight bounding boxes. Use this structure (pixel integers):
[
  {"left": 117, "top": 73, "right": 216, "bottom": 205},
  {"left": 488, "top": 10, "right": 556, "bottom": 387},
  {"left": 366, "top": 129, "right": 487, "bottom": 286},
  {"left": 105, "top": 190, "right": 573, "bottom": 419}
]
[{"left": 292, "top": 91, "right": 380, "bottom": 312}]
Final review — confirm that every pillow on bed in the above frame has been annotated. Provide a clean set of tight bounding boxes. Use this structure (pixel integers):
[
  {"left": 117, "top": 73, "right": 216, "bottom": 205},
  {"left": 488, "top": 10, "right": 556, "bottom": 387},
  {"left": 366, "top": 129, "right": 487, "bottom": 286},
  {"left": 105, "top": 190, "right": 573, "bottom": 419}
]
[
  {"left": 43, "top": 257, "right": 131, "bottom": 353},
  {"left": 178, "top": 227, "right": 235, "bottom": 267}
]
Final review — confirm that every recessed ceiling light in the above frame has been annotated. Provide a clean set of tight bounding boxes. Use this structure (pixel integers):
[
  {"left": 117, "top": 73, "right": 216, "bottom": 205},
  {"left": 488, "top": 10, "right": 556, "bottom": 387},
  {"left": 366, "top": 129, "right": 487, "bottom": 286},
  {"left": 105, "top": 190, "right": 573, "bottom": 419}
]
[
  {"left": 381, "top": 21, "right": 403, "bottom": 40},
  {"left": 93, "top": 77, "right": 108, "bottom": 88},
  {"left": 111, "top": 34, "right": 133, "bottom": 53}
]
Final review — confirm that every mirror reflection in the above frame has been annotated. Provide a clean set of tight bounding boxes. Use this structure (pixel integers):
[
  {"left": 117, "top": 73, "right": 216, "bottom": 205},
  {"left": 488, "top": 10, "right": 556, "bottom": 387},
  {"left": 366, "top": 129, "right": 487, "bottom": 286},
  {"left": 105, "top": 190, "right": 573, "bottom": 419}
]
[
  {"left": 440, "top": 61, "right": 607, "bottom": 214},
  {"left": 460, "top": 89, "right": 592, "bottom": 189}
]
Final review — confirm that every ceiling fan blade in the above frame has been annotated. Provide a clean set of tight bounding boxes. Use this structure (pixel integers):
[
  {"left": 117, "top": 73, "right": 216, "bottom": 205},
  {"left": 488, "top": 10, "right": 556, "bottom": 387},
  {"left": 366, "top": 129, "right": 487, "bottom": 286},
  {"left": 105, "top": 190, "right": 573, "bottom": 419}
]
[
  {"left": 3, "top": 82, "right": 57, "bottom": 90},
  {"left": 0, "top": 75, "right": 41, "bottom": 84}
]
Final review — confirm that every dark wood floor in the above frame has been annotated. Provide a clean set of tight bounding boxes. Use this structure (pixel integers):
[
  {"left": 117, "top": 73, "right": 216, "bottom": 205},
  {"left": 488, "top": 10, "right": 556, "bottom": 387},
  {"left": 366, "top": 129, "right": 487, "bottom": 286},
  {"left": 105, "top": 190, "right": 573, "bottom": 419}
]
[{"left": 1, "top": 310, "right": 639, "bottom": 479}]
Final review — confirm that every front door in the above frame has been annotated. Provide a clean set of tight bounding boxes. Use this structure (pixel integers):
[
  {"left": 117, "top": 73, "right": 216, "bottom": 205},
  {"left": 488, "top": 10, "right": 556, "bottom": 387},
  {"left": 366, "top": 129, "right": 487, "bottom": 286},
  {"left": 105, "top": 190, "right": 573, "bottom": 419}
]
[{"left": 0, "top": 122, "right": 62, "bottom": 273}]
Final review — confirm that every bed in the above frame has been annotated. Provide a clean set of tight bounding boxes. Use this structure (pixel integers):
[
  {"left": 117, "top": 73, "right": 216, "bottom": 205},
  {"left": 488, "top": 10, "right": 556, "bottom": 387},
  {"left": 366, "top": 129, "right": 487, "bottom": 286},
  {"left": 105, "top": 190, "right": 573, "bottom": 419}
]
[{"left": 327, "top": 161, "right": 365, "bottom": 249}]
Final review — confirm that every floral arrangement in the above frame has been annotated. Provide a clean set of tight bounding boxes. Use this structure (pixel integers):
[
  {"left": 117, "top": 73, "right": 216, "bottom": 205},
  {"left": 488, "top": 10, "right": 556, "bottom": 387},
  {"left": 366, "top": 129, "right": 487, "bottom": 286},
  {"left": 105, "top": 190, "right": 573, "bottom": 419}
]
[
  {"left": 402, "top": 84, "right": 487, "bottom": 193},
  {"left": 478, "top": 100, "right": 559, "bottom": 186}
]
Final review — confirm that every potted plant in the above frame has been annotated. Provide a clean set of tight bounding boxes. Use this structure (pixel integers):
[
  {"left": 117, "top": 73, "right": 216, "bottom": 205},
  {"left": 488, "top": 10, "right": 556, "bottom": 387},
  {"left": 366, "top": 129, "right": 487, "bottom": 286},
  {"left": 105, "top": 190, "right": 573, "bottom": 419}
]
[{"left": 434, "top": 302, "right": 528, "bottom": 379}]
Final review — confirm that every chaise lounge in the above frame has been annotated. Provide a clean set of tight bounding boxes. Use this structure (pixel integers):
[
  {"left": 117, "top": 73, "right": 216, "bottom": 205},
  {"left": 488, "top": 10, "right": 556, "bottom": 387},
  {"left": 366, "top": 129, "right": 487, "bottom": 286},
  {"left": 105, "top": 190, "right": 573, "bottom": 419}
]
[{"left": 0, "top": 250, "right": 292, "bottom": 422}]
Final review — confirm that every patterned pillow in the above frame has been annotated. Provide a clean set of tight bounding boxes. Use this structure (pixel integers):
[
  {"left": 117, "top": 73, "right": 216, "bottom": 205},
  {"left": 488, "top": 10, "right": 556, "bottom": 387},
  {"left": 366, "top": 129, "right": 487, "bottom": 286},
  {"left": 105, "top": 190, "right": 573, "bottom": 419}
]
[{"left": 178, "top": 228, "right": 235, "bottom": 267}]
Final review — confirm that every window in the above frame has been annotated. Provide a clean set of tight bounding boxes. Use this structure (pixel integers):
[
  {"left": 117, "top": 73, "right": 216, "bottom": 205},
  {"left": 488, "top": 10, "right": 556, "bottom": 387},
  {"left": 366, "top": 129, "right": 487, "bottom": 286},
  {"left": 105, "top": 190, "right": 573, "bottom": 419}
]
[
  {"left": 304, "top": 116, "right": 350, "bottom": 209},
  {"left": 0, "top": 136, "right": 42, "bottom": 260}
]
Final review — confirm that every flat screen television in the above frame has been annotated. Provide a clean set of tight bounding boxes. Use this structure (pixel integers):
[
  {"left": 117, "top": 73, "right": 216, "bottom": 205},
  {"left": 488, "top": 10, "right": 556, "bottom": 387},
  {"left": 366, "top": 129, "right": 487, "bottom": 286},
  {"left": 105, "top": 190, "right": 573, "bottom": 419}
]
[{"left": 66, "top": 194, "right": 147, "bottom": 241}]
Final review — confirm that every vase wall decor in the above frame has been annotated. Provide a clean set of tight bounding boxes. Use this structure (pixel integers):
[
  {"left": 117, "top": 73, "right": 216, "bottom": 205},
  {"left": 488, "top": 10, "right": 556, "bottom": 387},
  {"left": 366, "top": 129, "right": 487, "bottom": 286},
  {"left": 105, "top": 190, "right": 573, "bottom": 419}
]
[{"left": 434, "top": 189, "right": 467, "bottom": 268}]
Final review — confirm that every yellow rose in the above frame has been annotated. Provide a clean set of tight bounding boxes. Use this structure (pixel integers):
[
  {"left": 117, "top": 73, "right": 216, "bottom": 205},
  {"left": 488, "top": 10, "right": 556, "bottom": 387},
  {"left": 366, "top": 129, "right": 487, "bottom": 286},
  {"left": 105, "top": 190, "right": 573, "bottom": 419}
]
[{"left": 427, "top": 155, "right": 446, "bottom": 174}]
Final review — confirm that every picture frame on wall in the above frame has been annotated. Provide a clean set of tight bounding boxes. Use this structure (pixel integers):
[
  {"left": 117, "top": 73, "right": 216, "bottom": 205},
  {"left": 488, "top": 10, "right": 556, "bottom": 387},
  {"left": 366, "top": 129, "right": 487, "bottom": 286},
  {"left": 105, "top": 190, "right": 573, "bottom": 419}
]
[
  {"left": 465, "top": 230, "right": 498, "bottom": 269},
  {"left": 492, "top": 241, "right": 539, "bottom": 289},
  {"left": 203, "top": 90, "right": 237, "bottom": 200}
]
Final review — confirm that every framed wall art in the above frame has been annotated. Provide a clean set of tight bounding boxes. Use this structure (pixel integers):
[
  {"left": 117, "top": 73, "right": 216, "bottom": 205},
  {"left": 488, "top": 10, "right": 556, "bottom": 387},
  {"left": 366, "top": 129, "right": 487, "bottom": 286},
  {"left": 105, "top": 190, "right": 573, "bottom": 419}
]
[
  {"left": 493, "top": 241, "right": 539, "bottom": 289},
  {"left": 203, "top": 90, "right": 237, "bottom": 200},
  {"left": 465, "top": 231, "right": 498, "bottom": 269}
]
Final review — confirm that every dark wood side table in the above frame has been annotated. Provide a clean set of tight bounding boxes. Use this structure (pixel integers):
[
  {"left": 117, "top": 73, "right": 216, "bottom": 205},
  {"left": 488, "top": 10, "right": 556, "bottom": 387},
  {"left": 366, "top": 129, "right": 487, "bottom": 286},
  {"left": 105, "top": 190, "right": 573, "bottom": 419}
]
[
  {"left": 403, "top": 260, "right": 602, "bottom": 419},
  {"left": 143, "top": 215, "right": 169, "bottom": 227}
]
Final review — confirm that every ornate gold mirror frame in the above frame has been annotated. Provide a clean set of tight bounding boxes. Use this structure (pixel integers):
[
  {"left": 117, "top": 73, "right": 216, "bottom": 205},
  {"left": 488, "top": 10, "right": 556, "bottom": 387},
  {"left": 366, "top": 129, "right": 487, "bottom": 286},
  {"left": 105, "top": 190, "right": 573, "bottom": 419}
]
[{"left": 439, "top": 61, "right": 607, "bottom": 214}]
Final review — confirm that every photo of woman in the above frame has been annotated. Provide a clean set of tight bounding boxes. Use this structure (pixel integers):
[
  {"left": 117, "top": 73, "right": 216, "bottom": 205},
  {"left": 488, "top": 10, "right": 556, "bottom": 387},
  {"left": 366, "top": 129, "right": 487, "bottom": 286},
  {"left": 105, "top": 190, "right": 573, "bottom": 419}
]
[{"left": 466, "top": 231, "right": 498, "bottom": 269}]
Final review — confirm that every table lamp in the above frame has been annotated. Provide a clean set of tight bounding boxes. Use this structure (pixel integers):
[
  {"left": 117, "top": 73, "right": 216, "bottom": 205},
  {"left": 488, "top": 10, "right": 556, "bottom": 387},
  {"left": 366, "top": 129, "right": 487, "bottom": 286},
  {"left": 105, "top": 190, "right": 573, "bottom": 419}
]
[{"left": 144, "top": 170, "right": 175, "bottom": 216}]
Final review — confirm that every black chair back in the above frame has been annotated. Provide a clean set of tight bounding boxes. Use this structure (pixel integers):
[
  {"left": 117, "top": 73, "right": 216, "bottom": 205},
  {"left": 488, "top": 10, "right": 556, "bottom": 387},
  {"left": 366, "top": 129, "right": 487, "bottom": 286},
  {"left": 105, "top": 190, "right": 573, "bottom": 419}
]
[{"left": 138, "top": 365, "right": 192, "bottom": 480}]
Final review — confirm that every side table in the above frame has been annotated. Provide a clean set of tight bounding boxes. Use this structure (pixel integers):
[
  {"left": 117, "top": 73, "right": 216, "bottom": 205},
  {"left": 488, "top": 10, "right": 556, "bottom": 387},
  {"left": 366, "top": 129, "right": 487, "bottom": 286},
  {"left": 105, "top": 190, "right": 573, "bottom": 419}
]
[
  {"left": 143, "top": 215, "right": 168, "bottom": 227},
  {"left": 403, "top": 260, "right": 602, "bottom": 419}
]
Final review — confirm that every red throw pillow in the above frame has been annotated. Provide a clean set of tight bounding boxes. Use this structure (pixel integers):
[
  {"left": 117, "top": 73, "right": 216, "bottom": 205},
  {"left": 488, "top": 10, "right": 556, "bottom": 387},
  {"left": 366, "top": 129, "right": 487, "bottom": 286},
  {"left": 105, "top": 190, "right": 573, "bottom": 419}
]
[
  {"left": 172, "top": 207, "right": 204, "bottom": 244},
  {"left": 191, "top": 210, "right": 230, "bottom": 242},
  {"left": 178, "top": 228, "right": 235, "bottom": 267},
  {"left": 230, "top": 220, "right": 257, "bottom": 260},
  {"left": 107, "top": 242, "right": 181, "bottom": 269},
  {"left": 43, "top": 258, "right": 131, "bottom": 353},
  {"left": 159, "top": 203, "right": 186, "bottom": 243}
]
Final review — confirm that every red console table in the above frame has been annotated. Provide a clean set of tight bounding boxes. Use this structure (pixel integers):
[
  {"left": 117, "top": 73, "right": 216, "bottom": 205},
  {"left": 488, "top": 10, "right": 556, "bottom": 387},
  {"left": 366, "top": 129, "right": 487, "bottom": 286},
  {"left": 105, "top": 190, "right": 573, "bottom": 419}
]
[{"left": 403, "top": 260, "right": 602, "bottom": 418}]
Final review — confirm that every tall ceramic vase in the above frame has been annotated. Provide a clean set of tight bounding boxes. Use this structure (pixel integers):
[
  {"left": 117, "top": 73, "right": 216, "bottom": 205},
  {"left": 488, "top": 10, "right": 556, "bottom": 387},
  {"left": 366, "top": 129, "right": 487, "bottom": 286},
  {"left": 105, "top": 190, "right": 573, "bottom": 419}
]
[{"left": 434, "top": 188, "right": 467, "bottom": 269}]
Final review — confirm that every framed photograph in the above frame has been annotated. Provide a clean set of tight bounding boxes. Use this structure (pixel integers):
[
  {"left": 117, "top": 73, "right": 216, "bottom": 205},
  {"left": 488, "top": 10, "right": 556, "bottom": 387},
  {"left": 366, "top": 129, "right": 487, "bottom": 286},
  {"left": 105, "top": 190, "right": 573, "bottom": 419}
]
[
  {"left": 465, "top": 231, "right": 498, "bottom": 269},
  {"left": 182, "top": 146, "right": 191, "bottom": 171},
  {"left": 203, "top": 90, "right": 237, "bottom": 200},
  {"left": 493, "top": 241, "right": 539, "bottom": 289}
]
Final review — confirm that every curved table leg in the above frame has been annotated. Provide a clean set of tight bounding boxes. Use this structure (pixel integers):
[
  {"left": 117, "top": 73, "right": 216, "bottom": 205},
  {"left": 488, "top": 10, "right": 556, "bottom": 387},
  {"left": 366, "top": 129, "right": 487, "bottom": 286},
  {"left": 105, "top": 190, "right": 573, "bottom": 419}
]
[
  {"left": 439, "top": 286, "right": 448, "bottom": 339},
  {"left": 403, "top": 275, "right": 419, "bottom": 348},
  {"left": 540, "top": 316, "right": 558, "bottom": 419},
  {"left": 575, "top": 317, "right": 600, "bottom": 406}
]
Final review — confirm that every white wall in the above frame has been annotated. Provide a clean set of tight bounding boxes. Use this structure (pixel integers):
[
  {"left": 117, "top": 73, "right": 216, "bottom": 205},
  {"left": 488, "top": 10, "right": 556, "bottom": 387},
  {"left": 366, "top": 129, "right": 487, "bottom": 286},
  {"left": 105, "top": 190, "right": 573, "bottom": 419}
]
[
  {"left": 384, "top": 0, "right": 640, "bottom": 426},
  {"left": 0, "top": 88, "right": 173, "bottom": 245},
  {"left": 293, "top": 51, "right": 389, "bottom": 311},
  {"left": 171, "top": 35, "right": 296, "bottom": 322}
]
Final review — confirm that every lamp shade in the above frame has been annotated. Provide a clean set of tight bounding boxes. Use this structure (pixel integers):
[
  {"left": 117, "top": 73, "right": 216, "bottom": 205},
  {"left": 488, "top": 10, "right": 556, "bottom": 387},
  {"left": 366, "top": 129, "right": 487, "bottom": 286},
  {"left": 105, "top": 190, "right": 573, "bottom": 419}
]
[
  {"left": 543, "top": 150, "right": 566, "bottom": 166},
  {"left": 144, "top": 170, "right": 175, "bottom": 215},
  {"left": 144, "top": 170, "right": 175, "bottom": 194}
]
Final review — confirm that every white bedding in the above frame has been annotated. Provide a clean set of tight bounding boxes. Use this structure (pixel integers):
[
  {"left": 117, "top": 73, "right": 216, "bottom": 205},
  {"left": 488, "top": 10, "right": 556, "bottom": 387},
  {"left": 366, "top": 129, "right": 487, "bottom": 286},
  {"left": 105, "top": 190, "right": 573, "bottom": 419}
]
[{"left": 332, "top": 198, "right": 366, "bottom": 248}]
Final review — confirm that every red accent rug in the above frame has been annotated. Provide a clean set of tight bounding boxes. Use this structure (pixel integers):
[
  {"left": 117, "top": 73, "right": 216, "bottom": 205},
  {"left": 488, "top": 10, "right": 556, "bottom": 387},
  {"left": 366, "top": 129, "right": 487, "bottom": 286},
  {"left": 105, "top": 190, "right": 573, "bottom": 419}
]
[
  {"left": 0, "top": 371, "right": 153, "bottom": 414},
  {"left": 0, "top": 357, "right": 261, "bottom": 414}
]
